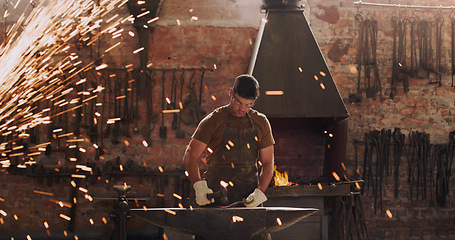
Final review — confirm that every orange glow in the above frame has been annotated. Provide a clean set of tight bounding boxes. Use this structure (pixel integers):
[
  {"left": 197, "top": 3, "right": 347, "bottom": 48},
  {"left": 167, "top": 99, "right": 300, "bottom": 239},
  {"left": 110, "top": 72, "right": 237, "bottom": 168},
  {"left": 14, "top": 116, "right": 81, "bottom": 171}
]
[
  {"left": 332, "top": 172, "right": 341, "bottom": 181},
  {"left": 273, "top": 166, "right": 292, "bottom": 186}
]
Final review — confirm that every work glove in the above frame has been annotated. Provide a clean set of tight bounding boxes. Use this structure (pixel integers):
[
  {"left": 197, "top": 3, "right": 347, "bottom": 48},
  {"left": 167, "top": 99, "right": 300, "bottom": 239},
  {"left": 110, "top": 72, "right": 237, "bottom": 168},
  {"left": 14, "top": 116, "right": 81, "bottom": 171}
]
[
  {"left": 244, "top": 188, "right": 267, "bottom": 207},
  {"left": 193, "top": 180, "right": 214, "bottom": 206}
]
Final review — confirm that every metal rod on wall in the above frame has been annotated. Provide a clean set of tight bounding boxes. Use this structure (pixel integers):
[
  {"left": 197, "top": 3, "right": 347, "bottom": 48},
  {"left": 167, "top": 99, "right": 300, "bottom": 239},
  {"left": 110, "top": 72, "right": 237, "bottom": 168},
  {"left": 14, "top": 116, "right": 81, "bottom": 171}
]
[{"left": 354, "top": 0, "right": 455, "bottom": 10}]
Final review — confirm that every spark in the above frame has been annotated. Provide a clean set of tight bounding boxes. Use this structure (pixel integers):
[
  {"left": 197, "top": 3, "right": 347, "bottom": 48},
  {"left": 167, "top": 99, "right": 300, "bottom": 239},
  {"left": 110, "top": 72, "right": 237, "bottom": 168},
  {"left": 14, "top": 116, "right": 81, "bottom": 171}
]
[
  {"left": 320, "top": 71, "right": 326, "bottom": 76},
  {"left": 173, "top": 193, "right": 182, "bottom": 200},
  {"left": 265, "top": 91, "right": 284, "bottom": 96},
  {"left": 184, "top": 171, "right": 189, "bottom": 177},
  {"left": 0, "top": 210, "right": 7, "bottom": 217},
  {"left": 232, "top": 216, "right": 244, "bottom": 222},
  {"left": 133, "top": 47, "right": 144, "bottom": 54},
  {"left": 191, "top": 16, "right": 198, "bottom": 21},
  {"left": 207, "top": 148, "right": 213, "bottom": 153},
  {"left": 60, "top": 214, "right": 71, "bottom": 221},
  {"left": 136, "top": 11, "right": 150, "bottom": 18},
  {"left": 158, "top": 166, "right": 164, "bottom": 172},
  {"left": 320, "top": 83, "right": 326, "bottom": 89},
  {"left": 317, "top": 183, "right": 323, "bottom": 190},
  {"left": 220, "top": 181, "right": 228, "bottom": 188},
  {"left": 211, "top": 95, "right": 216, "bottom": 101},
  {"left": 78, "top": 187, "right": 88, "bottom": 193},
  {"left": 164, "top": 209, "right": 176, "bottom": 215},
  {"left": 176, "top": 19, "right": 181, "bottom": 26},
  {"left": 71, "top": 174, "right": 86, "bottom": 179},
  {"left": 386, "top": 209, "right": 393, "bottom": 218},
  {"left": 348, "top": 64, "right": 358, "bottom": 74},
  {"left": 332, "top": 172, "right": 341, "bottom": 181},
  {"left": 33, "top": 190, "right": 53, "bottom": 196},
  {"left": 142, "top": 140, "right": 148, "bottom": 147},
  {"left": 147, "top": 17, "right": 159, "bottom": 24},
  {"left": 162, "top": 109, "right": 180, "bottom": 113},
  {"left": 246, "top": 143, "right": 250, "bottom": 149},
  {"left": 102, "top": 217, "right": 108, "bottom": 224},
  {"left": 314, "top": 75, "right": 319, "bottom": 81},
  {"left": 276, "top": 218, "right": 282, "bottom": 225},
  {"left": 44, "top": 222, "right": 49, "bottom": 228},
  {"left": 355, "top": 182, "right": 361, "bottom": 189},
  {"left": 299, "top": 67, "right": 303, "bottom": 72},
  {"left": 105, "top": 42, "right": 122, "bottom": 52}
]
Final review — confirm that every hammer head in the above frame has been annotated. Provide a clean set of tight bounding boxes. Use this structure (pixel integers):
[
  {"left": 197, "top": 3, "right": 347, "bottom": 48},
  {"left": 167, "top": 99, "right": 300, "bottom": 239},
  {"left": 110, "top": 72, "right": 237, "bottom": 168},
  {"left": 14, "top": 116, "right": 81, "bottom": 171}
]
[{"left": 207, "top": 187, "right": 229, "bottom": 205}]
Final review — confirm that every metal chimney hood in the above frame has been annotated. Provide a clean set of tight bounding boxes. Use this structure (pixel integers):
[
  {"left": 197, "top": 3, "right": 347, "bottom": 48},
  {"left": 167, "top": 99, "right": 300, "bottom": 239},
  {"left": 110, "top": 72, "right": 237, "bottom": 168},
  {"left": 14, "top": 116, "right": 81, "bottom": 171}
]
[{"left": 248, "top": 0, "right": 349, "bottom": 119}]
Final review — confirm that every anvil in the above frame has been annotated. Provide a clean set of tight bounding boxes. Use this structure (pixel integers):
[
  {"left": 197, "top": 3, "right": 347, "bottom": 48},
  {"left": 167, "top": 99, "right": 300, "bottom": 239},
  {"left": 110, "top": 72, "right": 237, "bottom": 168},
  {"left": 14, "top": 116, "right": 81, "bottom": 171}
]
[{"left": 132, "top": 207, "right": 318, "bottom": 240}]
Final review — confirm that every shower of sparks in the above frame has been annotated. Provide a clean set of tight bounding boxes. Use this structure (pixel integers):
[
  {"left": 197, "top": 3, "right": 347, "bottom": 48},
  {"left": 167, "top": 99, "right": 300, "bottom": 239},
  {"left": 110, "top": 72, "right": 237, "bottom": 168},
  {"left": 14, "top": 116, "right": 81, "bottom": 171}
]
[{"left": 0, "top": 0, "right": 129, "bottom": 168}]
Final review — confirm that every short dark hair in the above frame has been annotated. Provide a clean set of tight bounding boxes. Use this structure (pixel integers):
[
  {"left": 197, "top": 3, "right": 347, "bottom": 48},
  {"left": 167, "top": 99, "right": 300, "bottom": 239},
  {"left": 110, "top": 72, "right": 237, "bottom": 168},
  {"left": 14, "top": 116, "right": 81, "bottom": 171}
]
[{"left": 232, "top": 74, "right": 259, "bottom": 99}]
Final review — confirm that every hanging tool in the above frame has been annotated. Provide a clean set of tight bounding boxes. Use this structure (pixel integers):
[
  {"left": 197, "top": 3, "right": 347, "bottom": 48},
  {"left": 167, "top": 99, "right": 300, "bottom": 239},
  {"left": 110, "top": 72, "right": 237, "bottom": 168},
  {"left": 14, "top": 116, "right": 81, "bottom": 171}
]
[
  {"left": 159, "top": 71, "right": 167, "bottom": 138},
  {"left": 171, "top": 70, "right": 178, "bottom": 130},
  {"left": 349, "top": 13, "right": 364, "bottom": 103},
  {"left": 176, "top": 70, "right": 192, "bottom": 139}
]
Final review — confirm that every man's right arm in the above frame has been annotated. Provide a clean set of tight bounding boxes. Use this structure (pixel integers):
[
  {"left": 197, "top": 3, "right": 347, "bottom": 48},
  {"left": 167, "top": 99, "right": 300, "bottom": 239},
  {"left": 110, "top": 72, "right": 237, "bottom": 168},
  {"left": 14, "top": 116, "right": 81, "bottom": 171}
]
[{"left": 183, "top": 138, "right": 208, "bottom": 184}]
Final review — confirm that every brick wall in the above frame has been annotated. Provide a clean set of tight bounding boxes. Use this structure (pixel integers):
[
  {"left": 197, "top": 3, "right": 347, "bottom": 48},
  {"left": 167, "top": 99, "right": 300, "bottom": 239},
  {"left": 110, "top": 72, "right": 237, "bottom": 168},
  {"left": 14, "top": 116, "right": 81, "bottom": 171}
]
[{"left": 1, "top": 0, "right": 455, "bottom": 239}]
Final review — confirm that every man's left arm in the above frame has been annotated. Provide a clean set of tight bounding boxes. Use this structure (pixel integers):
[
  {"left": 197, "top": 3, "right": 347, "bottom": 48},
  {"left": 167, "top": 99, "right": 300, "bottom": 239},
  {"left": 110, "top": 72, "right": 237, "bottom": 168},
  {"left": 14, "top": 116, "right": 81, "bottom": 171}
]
[
  {"left": 258, "top": 145, "right": 274, "bottom": 192},
  {"left": 244, "top": 145, "right": 274, "bottom": 207}
]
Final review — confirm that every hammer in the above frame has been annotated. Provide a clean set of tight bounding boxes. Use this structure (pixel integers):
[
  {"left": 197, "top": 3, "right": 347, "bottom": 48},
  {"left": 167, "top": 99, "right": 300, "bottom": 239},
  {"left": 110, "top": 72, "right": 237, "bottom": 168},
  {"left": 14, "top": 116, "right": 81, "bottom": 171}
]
[{"left": 207, "top": 187, "right": 228, "bottom": 205}]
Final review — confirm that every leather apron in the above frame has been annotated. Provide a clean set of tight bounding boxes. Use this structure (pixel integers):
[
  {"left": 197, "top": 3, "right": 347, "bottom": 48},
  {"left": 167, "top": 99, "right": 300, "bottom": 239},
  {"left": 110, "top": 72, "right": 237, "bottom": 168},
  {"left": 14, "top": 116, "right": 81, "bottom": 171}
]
[{"left": 203, "top": 111, "right": 259, "bottom": 205}]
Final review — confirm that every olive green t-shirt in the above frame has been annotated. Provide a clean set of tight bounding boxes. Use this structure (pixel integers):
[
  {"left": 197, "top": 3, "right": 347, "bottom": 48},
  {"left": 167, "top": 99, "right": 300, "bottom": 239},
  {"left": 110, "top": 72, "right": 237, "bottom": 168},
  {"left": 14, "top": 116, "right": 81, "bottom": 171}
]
[{"left": 192, "top": 105, "right": 275, "bottom": 163}]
